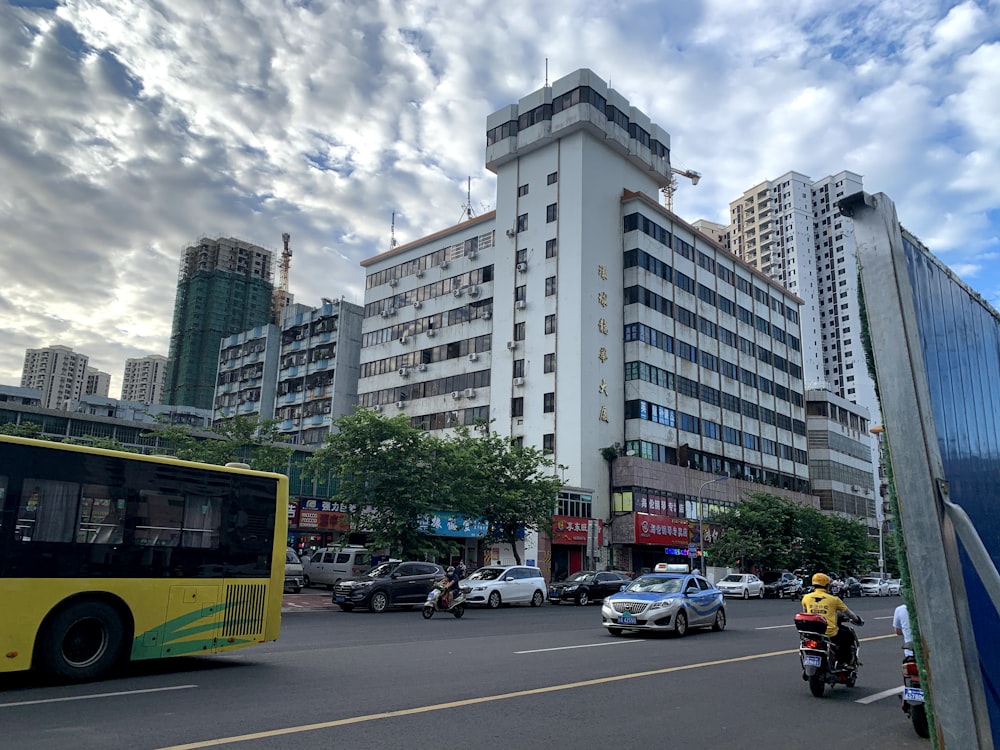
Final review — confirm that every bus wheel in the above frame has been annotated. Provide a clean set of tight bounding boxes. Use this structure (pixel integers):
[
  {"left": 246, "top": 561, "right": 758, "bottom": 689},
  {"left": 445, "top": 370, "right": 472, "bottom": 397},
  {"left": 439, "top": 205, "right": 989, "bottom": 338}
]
[{"left": 38, "top": 601, "right": 124, "bottom": 682}]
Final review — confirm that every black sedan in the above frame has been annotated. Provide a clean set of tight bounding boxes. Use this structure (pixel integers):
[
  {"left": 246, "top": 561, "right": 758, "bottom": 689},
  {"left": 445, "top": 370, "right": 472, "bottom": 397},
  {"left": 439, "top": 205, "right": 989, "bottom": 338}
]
[{"left": 548, "top": 570, "right": 632, "bottom": 606}]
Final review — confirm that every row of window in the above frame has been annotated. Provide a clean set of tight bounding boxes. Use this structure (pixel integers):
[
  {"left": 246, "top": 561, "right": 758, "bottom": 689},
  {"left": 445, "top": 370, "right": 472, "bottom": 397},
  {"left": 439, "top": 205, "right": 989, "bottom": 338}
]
[
  {"left": 406, "top": 405, "right": 491, "bottom": 432},
  {"left": 626, "top": 248, "right": 801, "bottom": 351},
  {"left": 364, "top": 266, "right": 495, "bottom": 319},
  {"left": 625, "top": 399, "right": 806, "bottom": 463},
  {"left": 487, "top": 85, "right": 669, "bottom": 161},
  {"left": 365, "top": 232, "right": 495, "bottom": 290},
  {"left": 625, "top": 283, "right": 802, "bottom": 377},
  {"left": 624, "top": 324, "right": 805, "bottom": 409},
  {"left": 359, "top": 335, "right": 493, "bottom": 379},
  {"left": 362, "top": 301, "right": 493, "bottom": 349},
  {"left": 625, "top": 361, "right": 806, "bottom": 434},
  {"left": 359, "top": 369, "right": 492, "bottom": 408},
  {"left": 624, "top": 213, "right": 800, "bottom": 325}
]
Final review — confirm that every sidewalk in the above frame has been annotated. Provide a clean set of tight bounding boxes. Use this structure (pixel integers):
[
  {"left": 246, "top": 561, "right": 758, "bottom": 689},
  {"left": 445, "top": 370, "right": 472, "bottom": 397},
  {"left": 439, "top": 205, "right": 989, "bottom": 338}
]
[{"left": 282, "top": 590, "right": 338, "bottom": 612}]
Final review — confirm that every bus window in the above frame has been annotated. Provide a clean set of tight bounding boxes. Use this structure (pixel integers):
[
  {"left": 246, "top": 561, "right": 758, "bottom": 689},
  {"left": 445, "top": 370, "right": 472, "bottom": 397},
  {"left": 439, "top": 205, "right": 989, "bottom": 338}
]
[
  {"left": 131, "top": 491, "right": 184, "bottom": 547},
  {"left": 18, "top": 479, "right": 80, "bottom": 543},
  {"left": 78, "top": 486, "right": 125, "bottom": 545},
  {"left": 181, "top": 495, "right": 222, "bottom": 549}
]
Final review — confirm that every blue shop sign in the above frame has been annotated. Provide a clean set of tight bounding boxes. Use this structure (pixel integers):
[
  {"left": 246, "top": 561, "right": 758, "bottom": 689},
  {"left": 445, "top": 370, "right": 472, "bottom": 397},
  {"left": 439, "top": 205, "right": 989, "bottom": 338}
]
[{"left": 420, "top": 511, "right": 489, "bottom": 538}]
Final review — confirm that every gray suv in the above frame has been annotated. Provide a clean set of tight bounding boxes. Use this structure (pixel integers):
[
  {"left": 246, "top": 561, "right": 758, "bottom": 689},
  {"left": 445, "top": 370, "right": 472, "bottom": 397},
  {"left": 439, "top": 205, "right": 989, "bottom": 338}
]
[{"left": 333, "top": 561, "right": 444, "bottom": 613}]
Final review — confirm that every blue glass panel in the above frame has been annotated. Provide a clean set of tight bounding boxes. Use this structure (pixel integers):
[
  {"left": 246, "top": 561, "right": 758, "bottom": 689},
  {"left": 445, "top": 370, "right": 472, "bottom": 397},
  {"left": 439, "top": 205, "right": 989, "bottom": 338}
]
[{"left": 903, "top": 234, "right": 1000, "bottom": 738}]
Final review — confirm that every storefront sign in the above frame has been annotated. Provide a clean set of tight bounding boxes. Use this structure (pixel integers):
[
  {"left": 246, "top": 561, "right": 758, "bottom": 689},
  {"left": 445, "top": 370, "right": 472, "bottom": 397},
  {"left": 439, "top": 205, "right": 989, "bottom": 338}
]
[
  {"left": 634, "top": 512, "right": 689, "bottom": 546},
  {"left": 551, "top": 516, "right": 602, "bottom": 545},
  {"left": 420, "top": 511, "right": 489, "bottom": 538},
  {"left": 295, "top": 510, "right": 349, "bottom": 531}
]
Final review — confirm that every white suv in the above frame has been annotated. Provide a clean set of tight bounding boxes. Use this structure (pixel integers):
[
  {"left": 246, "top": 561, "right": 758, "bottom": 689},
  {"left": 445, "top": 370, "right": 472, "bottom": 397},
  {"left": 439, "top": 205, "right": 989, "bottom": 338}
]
[
  {"left": 460, "top": 565, "right": 547, "bottom": 608},
  {"left": 303, "top": 546, "right": 370, "bottom": 588}
]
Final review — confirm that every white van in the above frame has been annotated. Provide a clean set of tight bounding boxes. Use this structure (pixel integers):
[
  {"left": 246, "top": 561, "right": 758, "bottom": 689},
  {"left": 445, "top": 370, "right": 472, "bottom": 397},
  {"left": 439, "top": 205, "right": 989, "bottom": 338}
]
[
  {"left": 303, "top": 546, "right": 371, "bottom": 588},
  {"left": 284, "top": 548, "right": 304, "bottom": 593}
]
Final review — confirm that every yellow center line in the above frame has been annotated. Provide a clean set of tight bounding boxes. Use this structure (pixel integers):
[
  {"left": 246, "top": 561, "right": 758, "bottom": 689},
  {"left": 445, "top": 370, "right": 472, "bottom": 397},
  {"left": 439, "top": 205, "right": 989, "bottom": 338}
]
[{"left": 159, "top": 633, "right": 898, "bottom": 749}]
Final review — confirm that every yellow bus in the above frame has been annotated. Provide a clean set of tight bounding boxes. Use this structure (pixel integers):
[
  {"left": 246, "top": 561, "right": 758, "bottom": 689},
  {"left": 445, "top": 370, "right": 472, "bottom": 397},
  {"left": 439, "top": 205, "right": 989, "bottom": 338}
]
[{"left": 0, "top": 435, "right": 288, "bottom": 682}]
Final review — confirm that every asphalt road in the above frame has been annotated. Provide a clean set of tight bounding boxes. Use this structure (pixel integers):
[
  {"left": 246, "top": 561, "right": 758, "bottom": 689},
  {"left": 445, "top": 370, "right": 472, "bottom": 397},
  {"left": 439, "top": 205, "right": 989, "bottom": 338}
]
[{"left": 0, "top": 594, "right": 930, "bottom": 750}]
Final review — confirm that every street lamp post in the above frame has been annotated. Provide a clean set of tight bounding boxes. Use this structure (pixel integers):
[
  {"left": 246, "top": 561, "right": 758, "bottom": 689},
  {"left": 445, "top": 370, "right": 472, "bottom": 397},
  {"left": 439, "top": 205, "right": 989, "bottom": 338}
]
[{"left": 698, "top": 476, "right": 729, "bottom": 576}]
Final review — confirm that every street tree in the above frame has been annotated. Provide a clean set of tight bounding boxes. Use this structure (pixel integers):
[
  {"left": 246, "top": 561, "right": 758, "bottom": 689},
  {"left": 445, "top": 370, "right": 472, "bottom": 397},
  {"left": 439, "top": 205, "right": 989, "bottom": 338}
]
[
  {"left": 306, "top": 409, "right": 454, "bottom": 559},
  {"left": 448, "top": 425, "right": 564, "bottom": 565},
  {"left": 145, "top": 416, "right": 293, "bottom": 472}
]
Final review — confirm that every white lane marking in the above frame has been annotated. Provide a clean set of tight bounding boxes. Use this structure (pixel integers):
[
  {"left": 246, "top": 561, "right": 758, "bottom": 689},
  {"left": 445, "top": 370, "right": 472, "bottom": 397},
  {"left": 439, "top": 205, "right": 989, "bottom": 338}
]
[
  {"left": 856, "top": 686, "right": 903, "bottom": 704},
  {"left": 0, "top": 684, "right": 197, "bottom": 709},
  {"left": 516, "top": 641, "right": 642, "bottom": 654},
  {"left": 873, "top": 615, "right": 892, "bottom": 620},
  {"left": 756, "top": 624, "right": 795, "bottom": 630}
]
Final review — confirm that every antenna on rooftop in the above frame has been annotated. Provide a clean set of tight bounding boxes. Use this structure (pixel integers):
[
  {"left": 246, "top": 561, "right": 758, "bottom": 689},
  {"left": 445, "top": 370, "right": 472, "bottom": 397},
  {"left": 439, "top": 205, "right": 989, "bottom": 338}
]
[
  {"left": 545, "top": 58, "right": 549, "bottom": 87},
  {"left": 389, "top": 212, "right": 398, "bottom": 251},
  {"left": 460, "top": 177, "right": 476, "bottom": 221}
]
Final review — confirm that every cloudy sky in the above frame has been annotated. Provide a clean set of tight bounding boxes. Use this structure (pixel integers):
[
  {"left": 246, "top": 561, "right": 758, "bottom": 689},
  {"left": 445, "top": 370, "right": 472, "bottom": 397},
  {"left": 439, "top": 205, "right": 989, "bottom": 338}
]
[{"left": 2, "top": 0, "right": 998, "bottom": 397}]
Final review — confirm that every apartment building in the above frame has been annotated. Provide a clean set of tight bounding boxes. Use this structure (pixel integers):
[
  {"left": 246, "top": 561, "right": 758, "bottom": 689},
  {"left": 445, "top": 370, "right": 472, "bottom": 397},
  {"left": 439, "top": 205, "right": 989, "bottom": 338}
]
[
  {"left": 121, "top": 355, "right": 167, "bottom": 405},
  {"left": 20, "top": 345, "right": 89, "bottom": 410},
  {"left": 84, "top": 367, "right": 111, "bottom": 398},
  {"left": 358, "top": 69, "right": 815, "bottom": 577}
]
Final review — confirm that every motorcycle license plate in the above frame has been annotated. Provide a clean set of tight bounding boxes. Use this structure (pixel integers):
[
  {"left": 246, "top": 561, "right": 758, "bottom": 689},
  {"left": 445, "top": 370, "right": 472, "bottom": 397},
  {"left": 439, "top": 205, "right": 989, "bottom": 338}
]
[
  {"left": 903, "top": 687, "right": 924, "bottom": 703},
  {"left": 335, "top": 595, "right": 345, "bottom": 603},
  {"left": 802, "top": 655, "right": 822, "bottom": 667},
  {"left": 617, "top": 616, "right": 637, "bottom": 625}
]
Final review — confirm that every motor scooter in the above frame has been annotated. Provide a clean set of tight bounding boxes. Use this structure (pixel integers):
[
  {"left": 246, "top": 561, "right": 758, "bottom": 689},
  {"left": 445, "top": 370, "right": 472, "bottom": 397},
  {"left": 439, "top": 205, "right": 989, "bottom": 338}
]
[
  {"left": 794, "top": 612, "right": 864, "bottom": 697},
  {"left": 423, "top": 582, "right": 466, "bottom": 619},
  {"left": 900, "top": 646, "right": 930, "bottom": 738}
]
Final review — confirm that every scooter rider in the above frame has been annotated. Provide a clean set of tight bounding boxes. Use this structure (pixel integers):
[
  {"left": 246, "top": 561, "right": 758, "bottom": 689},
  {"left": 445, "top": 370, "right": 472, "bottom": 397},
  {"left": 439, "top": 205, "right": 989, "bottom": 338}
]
[
  {"left": 440, "top": 566, "right": 462, "bottom": 608},
  {"left": 801, "top": 572, "right": 864, "bottom": 666}
]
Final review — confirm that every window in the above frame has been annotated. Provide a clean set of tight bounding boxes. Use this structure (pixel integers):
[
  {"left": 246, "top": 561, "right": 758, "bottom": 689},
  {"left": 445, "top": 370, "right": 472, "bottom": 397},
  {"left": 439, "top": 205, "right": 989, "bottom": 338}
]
[
  {"left": 545, "top": 276, "right": 557, "bottom": 296},
  {"left": 514, "top": 322, "right": 526, "bottom": 341},
  {"left": 545, "top": 314, "right": 556, "bottom": 334},
  {"left": 511, "top": 397, "right": 524, "bottom": 417},
  {"left": 543, "top": 392, "right": 555, "bottom": 413},
  {"left": 545, "top": 238, "right": 558, "bottom": 258},
  {"left": 513, "top": 358, "right": 525, "bottom": 378},
  {"left": 543, "top": 433, "right": 555, "bottom": 453},
  {"left": 547, "top": 172, "right": 558, "bottom": 185},
  {"left": 515, "top": 284, "right": 526, "bottom": 301},
  {"left": 517, "top": 214, "right": 528, "bottom": 232},
  {"left": 544, "top": 353, "right": 555, "bottom": 373},
  {"left": 546, "top": 203, "right": 558, "bottom": 223},
  {"left": 517, "top": 184, "right": 529, "bottom": 197}
]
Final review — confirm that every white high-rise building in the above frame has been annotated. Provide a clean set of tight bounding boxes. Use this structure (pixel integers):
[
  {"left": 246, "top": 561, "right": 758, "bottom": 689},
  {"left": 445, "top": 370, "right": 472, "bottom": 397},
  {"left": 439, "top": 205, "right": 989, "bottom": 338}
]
[
  {"left": 84, "top": 367, "right": 111, "bottom": 398},
  {"left": 121, "top": 355, "right": 167, "bottom": 405},
  {"left": 358, "top": 69, "right": 815, "bottom": 577},
  {"left": 20, "top": 345, "right": 89, "bottom": 410},
  {"left": 724, "top": 171, "right": 881, "bottom": 504}
]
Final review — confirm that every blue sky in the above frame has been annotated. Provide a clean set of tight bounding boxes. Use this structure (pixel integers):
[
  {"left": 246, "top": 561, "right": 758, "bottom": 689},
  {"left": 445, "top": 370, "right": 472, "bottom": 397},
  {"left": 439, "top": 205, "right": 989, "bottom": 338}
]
[{"left": 1, "top": 0, "right": 998, "bottom": 395}]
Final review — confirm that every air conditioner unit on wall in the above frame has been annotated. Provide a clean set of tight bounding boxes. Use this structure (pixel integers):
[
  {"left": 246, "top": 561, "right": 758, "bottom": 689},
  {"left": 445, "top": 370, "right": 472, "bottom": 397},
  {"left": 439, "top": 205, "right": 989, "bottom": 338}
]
[
  {"left": 398, "top": 367, "right": 409, "bottom": 377},
  {"left": 371, "top": 404, "right": 382, "bottom": 412},
  {"left": 399, "top": 336, "right": 408, "bottom": 345},
  {"left": 417, "top": 363, "right": 427, "bottom": 372},
  {"left": 396, "top": 400, "right": 405, "bottom": 409},
  {"left": 516, "top": 262, "right": 527, "bottom": 272},
  {"left": 515, "top": 300, "right": 526, "bottom": 310},
  {"left": 468, "top": 353, "right": 479, "bottom": 362},
  {"left": 413, "top": 300, "right": 422, "bottom": 309},
  {"left": 427, "top": 329, "right": 436, "bottom": 338},
  {"left": 482, "top": 310, "right": 492, "bottom": 320},
  {"left": 467, "top": 286, "right": 481, "bottom": 298},
  {"left": 454, "top": 288, "right": 464, "bottom": 298},
  {"left": 463, "top": 388, "right": 476, "bottom": 398},
  {"left": 451, "top": 391, "right": 462, "bottom": 400},
  {"left": 506, "top": 341, "right": 517, "bottom": 351},
  {"left": 388, "top": 277, "right": 398, "bottom": 287},
  {"left": 440, "top": 260, "right": 450, "bottom": 269},
  {"left": 513, "top": 377, "right": 525, "bottom": 386},
  {"left": 415, "top": 269, "right": 424, "bottom": 278}
]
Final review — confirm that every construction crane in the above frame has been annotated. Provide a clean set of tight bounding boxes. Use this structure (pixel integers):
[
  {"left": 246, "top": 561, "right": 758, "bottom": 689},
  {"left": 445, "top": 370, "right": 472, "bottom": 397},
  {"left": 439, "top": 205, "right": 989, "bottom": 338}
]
[
  {"left": 272, "top": 232, "right": 293, "bottom": 324},
  {"left": 661, "top": 166, "right": 701, "bottom": 212}
]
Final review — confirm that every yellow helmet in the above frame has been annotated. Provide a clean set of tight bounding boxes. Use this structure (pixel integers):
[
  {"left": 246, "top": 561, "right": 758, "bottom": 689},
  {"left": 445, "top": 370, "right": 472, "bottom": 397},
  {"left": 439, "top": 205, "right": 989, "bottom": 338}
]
[{"left": 812, "top": 573, "right": 831, "bottom": 588}]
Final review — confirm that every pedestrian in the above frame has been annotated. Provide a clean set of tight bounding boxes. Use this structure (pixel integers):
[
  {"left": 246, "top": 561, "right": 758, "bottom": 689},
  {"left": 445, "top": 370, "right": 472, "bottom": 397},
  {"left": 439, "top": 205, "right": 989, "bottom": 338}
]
[
  {"left": 456, "top": 559, "right": 467, "bottom": 579},
  {"left": 893, "top": 602, "right": 914, "bottom": 657}
]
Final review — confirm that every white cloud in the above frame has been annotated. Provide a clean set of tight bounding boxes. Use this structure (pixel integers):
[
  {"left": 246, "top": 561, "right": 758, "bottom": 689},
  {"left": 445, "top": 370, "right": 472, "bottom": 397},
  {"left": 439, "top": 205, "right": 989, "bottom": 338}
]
[{"left": 1, "top": 0, "right": 998, "bottom": 392}]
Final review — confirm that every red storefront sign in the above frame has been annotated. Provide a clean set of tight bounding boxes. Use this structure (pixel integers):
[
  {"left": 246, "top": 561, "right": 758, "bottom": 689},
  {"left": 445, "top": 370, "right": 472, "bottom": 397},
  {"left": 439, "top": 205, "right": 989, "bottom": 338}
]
[
  {"left": 551, "top": 516, "right": 601, "bottom": 545},
  {"left": 296, "top": 510, "right": 349, "bottom": 531},
  {"left": 634, "top": 512, "right": 689, "bottom": 546}
]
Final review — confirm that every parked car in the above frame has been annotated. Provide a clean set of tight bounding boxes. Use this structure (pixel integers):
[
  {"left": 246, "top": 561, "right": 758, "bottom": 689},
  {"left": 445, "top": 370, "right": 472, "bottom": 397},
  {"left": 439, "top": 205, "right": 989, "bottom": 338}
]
[
  {"left": 886, "top": 578, "right": 902, "bottom": 596},
  {"left": 460, "top": 565, "right": 547, "bottom": 608},
  {"left": 761, "top": 571, "right": 803, "bottom": 599},
  {"left": 841, "top": 576, "right": 863, "bottom": 598},
  {"left": 303, "top": 545, "right": 371, "bottom": 588},
  {"left": 333, "top": 560, "right": 444, "bottom": 612},
  {"left": 283, "top": 548, "right": 304, "bottom": 593},
  {"left": 601, "top": 568, "right": 726, "bottom": 637},
  {"left": 548, "top": 570, "right": 632, "bottom": 605},
  {"left": 859, "top": 576, "right": 890, "bottom": 597},
  {"left": 716, "top": 573, "right": 764, "bottom": 599}
]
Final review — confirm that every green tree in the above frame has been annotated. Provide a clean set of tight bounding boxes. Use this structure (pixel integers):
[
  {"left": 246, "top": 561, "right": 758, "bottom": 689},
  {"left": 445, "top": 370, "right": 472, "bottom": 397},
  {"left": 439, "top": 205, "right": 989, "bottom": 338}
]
[
  {"left": 449, "top": 425, "right": 564, "bottom": 564},
  {"left": 306, "top": 409, "right": 450, "bottom": 558},
  {"left": 0, "top": 421, "right": 45, "bottom": 438},
  {"left": 145, "top": 416, "right": 292, "bottom": 472}
]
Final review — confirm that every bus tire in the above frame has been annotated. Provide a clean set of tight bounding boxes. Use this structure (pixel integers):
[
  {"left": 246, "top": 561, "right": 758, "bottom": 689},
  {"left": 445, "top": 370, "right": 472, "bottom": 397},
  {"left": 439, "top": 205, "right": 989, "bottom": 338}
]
[{"left": 38, "top": 601, "right": 125, "bottom": 683}]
